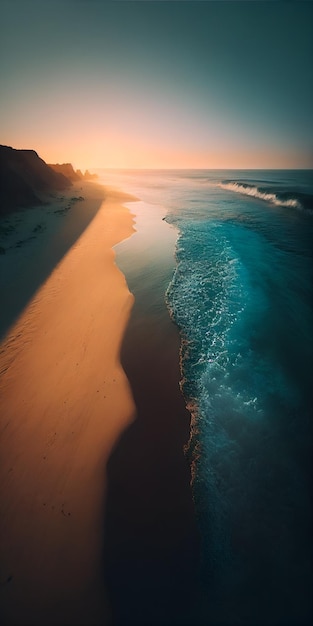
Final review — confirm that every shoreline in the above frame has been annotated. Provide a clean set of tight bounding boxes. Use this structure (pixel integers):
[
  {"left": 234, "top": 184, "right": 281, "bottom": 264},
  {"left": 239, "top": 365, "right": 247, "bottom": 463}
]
[
  {"left": 0, "top": 184, "right": 137, "bottom": 624},
  {"left": 103, "top": 197, "right": 201, "bottom": 625}
]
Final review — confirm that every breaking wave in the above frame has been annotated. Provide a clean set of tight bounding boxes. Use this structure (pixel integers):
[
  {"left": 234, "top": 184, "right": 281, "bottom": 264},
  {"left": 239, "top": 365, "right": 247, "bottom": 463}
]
[{"left": 218, "top": 181, "right": 313, "bottom": 213}]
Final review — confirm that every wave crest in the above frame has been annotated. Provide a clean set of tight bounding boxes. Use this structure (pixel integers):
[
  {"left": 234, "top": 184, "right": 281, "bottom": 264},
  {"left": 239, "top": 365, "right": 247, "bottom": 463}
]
[{"left": 219, "top": 181, "right": 302, "bottom": 210}]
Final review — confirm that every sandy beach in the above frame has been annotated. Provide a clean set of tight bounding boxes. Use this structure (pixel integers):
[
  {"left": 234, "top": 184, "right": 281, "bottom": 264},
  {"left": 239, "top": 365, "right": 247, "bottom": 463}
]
[
  {"left": 102, "top": 194, "right": 201, "bottom": 625},
  {"left": 0, "top": 183, "right": 137, "bottom": 624}
]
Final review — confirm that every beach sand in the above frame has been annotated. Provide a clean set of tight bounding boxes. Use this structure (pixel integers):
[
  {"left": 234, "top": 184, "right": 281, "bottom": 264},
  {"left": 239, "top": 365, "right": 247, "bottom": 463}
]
[
  {"left": 0, "top": 184, "right": 136, "bottom": 624},
  {"left": 103, "top": 199, "right": 201, "bottom": 625}
]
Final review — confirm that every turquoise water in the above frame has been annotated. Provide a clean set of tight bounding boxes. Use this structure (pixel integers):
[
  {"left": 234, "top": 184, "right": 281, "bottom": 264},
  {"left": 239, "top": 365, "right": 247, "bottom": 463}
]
[{"left": 99, "top": 169, "right": 313, "bottom": 624}]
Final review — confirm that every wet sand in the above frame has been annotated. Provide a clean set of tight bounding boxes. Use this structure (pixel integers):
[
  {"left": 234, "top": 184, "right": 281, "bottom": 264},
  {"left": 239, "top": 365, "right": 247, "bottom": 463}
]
[
  {"left": 103, "top": 200, "right": 201, "bottom": 625},
  {"left": 0, "top": 185, "right": 136, "bottom": 624}
]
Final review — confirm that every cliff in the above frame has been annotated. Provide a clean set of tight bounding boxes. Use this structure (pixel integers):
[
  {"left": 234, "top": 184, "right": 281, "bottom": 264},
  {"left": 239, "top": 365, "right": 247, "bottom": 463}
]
[
  {"left": 48, "top": 162, "right": 82, "bottom": 182},
  {"left": 49, "top": 164, "right": 98, "bottom": 182},
  {"left": 0, "top": 145, "right": 72, "bottom": 215}
]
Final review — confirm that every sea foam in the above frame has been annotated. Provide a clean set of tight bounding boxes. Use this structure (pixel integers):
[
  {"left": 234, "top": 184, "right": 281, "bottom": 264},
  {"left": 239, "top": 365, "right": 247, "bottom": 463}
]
[{"left": 218, "top": 181, "right": 302, "bottom": 209}]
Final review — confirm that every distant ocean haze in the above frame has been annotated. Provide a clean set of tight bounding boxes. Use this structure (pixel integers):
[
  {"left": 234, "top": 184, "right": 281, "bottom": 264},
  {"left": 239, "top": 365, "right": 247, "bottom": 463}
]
[{"left": 100, "top": 168, "right": 313, "bottom": 625}]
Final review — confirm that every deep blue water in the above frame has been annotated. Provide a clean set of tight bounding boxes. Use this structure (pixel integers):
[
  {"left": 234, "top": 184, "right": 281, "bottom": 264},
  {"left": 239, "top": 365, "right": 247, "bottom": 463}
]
[
  {"left": 99, "top": 169, "right": 313, "bottom": 624},
  {"left": 164, "top": 171, "right": 313, "bottom": 623}
]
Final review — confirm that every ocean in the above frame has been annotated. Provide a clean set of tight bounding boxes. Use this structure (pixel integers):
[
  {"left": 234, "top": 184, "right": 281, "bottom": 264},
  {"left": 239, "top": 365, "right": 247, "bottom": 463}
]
[{"left": 98, "top": 169, "right": 313, "bottom": 624}]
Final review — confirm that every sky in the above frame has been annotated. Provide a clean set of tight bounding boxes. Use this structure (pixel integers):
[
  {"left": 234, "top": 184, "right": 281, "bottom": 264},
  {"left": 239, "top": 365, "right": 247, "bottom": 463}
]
[{"left": 0, "top": 0, "right": 312, "bottom": 170}]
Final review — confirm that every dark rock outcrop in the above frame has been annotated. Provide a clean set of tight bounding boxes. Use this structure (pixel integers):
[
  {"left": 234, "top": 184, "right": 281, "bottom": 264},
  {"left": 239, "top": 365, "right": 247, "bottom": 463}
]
[
  {"left": 48, "top": 162, "right": 82, "bottom": 182},
  {"left": 0, "top": 145, "right": 72, "bottom": 215},
  {"left": 48, "top": 164, "right": 98, "bottom": 182}
]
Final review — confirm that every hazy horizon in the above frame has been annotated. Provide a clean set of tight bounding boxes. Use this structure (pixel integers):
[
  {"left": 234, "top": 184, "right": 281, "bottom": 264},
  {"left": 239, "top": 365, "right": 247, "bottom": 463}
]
[
  {"left": 1, "top": 0, "right": 312, "bottom": 170},
  {"left": 94, "top": 166, "right": 313, "bottom": 171}
]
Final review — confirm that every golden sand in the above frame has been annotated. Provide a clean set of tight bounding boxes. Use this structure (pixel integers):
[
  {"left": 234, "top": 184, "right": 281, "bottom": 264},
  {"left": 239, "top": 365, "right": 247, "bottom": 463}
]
[{"left": 0, "top": 185, "right": 136, "bottom": 624}]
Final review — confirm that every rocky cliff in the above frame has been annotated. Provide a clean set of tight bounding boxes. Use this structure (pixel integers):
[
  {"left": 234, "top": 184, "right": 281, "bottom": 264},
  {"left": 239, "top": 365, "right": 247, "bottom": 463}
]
[
  {"left": 49, "top": 163, "right": 98, "bottom": 182},
  {"left": 48, "top": 162, "right": 82, "bottom": 182},
  {"left": 0, "top": 145, "right": 72, "bottom": 215}
]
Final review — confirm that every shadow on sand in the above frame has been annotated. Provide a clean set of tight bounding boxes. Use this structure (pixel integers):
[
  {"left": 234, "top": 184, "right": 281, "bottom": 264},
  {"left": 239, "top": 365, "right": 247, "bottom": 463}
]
[
  {"left": 103, "top": 303, "right": 201, "bottom": 625},
  {"left": 0, "top": 187, "right": 104, "bottom": 340}
]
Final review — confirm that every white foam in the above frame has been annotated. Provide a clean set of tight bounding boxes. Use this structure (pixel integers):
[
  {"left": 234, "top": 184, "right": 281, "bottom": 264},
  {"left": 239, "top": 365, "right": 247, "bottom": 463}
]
[{"left": 219, "top": 182, "right": 301, "bottom": 209}]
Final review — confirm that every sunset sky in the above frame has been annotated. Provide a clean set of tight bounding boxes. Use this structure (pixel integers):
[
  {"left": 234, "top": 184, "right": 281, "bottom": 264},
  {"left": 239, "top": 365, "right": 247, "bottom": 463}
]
[{"left": 1, "top": 0, "right": 312, "bottom": 170}]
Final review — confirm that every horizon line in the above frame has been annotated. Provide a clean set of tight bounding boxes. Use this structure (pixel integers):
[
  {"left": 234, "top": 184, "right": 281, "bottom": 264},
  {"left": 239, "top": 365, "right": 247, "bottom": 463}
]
[{"left": 90, "top": 166, "right": 313, "bottom": 171}]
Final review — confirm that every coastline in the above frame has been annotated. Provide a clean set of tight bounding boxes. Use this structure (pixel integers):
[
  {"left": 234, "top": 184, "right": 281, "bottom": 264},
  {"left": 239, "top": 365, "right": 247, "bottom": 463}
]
[
  {"left": 103, "top": 197, "right": 201, "bottom": 625},
  {"left": 0, "top": 184, "right": 137, "bottom": 624}
]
